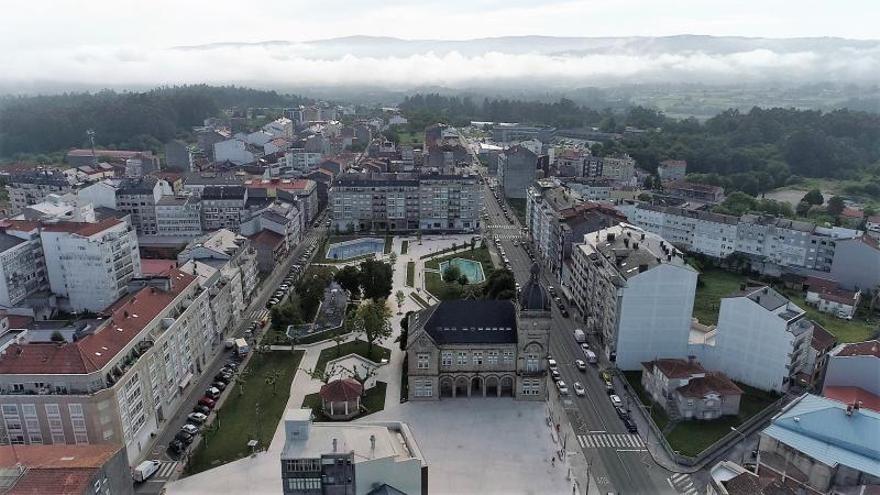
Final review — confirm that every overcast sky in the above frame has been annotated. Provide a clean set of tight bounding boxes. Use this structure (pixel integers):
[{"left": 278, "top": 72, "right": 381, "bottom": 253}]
[{"left": 1, "top": 0, "right": 877, "bottom": 90}]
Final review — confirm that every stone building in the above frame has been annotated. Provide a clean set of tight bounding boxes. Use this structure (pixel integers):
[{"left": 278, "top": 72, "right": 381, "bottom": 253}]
[{"left": 406, "top": 264, "right": 552, "bottom": 400}]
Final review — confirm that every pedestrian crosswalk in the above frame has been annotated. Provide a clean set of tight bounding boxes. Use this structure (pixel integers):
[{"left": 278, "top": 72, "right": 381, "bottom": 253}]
[
  {"left": 668, "top": 472, "right": 698, "bottom": 494},
  {"left": 154, "top": 461, "right": 178, "bottom": 479},
  {"left": 576, "top": 433, "right": 645, "bottom": 450}
]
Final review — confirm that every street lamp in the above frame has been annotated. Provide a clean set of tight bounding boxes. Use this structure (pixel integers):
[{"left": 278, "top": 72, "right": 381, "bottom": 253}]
[{"left": 730, "top": 426, "right": 748, "bottom": 466}]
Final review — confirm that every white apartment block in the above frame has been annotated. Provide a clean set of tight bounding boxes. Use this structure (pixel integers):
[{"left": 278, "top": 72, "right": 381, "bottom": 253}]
[
  {"left": 600, "top": 155, "right": 635, "bottom": 183},
  {"left": 0, "top": 221, "right": 47, "bottom": 308},
  {"left": 6, "top": 171, "right": 83, "bottom": 214},
  {"left": 155, "top": 196, "right": 202, "bottom": 237},
  {"left": 568, "top": 224, "right": 698, "bottom": 370},
  {"left": 40, "top": 218, "right": 141, "bottom": 312},
  {"left": 330, "top": 172, "right": 481, "bottom": 233},
  {"left": 263, "top": 117, "right": 294, "bottom": 139},
  {"left": 17, "top": 194, "right": 96, "bottom": 223},
  {"left": 177, "top": 229, "right": 258, "bottom": 314},
  {"left": 622, "top": 204, "right": 739, "bottom": 259},
  {"left": 692, "top": 286, "right": 814, "bottom": 393},
  {"left": 284, "top": 150, "right": 323, "bottom": 174},
  {"left": 0, "top": 269, "right": 218, "bottom": 463},
  {"left": 213, "top": 139, "right": 257, "bottom": 165}
]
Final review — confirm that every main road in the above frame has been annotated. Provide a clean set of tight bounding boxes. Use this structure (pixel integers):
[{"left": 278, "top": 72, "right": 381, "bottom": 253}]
[{"left": 477, "top": 169, "right": 679, "bottom": 494}]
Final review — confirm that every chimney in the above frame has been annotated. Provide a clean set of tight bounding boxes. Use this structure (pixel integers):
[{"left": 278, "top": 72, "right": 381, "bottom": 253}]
[
  {"left": 641, "top": 233, "right": 645, "bottom": 240},
  {"left": 332, "top": 438, "right": 337, "bottom": 452},
  {"left": 623, "top": 238, "right": 629, "bottom": 248},
  {"left": 846, "top": 404, "right": 854, "bottom": 416},
  {"left": 607, "top": 233, "right": 615, "bottom": 242},
  {"left": 632, "top": 242, "right": 639, "bottom": 250}
]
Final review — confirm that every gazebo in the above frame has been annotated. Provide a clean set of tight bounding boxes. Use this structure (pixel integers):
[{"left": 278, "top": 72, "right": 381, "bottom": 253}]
[{"left": 320, "top": 378, "right": 363, "bottom": 420}]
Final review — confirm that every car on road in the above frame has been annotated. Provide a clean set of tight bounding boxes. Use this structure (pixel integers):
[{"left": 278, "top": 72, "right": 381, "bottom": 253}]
[
  {"left": 215, "top": 372, "right": 231, "bottom": 382},
  {"left": 573, "top": 382, "right": 586, "bottom": 396},
  {"left": 175, "top": 430, "right": 194, "bottom": 444},
  {"left": 614, "top": 406, "right": 629, "bottom": 419},
  {"left": 266, "top": 298, "right": 279, "bottom": 308},
  {"left": 193, "top": 405, "right": 211, "bottom": 415},
  {"left": 580, "top": 342, "right": 590, "bottom": 351},
  {"left": 168, "top": 439, "right": 186, "bottom": 454},
  {"left": 198, "top": 397, "right": 216, "bottom": 409},
  {"left": 547, "top": 358, "right": 558, "bottom": 370},
  {"left": 224, "top": 362, "right": 239, "bottom": 371},
  {"left": 211, "top": 381, "right": 227, "bottom": 391},
  {"left": 205, "top": 387, "right": 221, "bottom": 399},
  {"left": 181, "top": 423, "right": 199, "bottom": 435},
  {"left": 556, "top": 380, "right": 569, "bottom": 395},
  {"left": 622, "top": 417, "right": 638, "bottom": 433},
  {"left": 548, "top": 286, "right": 556, "bottom": 295},
  {"left": 609, "top": 394, "right": 623, "bottom": 407},
  {"left": 551, "top": 369, "right": 561, "bottom": 381},
  {"left": 560, "top": 308, "right": 569, "bottom": 318},
  {"left": 575, "top": 359, "right": 586, "bottom": 371},
  {"left": 133, "top": 460, "right": 161, "bottom": 482},
  {"left": 187, "top": 412, "right": 208, "bottom": 424}
]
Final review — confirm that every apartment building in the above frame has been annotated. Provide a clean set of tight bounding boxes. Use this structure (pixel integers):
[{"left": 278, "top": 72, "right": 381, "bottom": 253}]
[
  {"left": 244, "top": 179, "right": 318, "bottom": 224},
  {"left": 599, "top": 155, "right": 636, "bottom": 183},
  {"left": 497, "top": 145, "right": 540, "bottom": 199},
  {"left": 562, "top": 177, "right": 614, "bottom": 201},
  {"left": 0, "top": 269, "right": 217, "bottom": 463},
  {"left": 66, "top": 149, "right": 159, "bottom": 170},
  {"left": 694, "top": 286, "right": 814, "bottom": 393},
  {"left": 657, "top": 160, "right": 687, "bottom": 183},
  {"left": 116, "top": 177, "right": 164, "bottom": 236},
  {"left": 330, "top": 172, "right": 480, "bottom": 233},
  {"left": 40, "top": 218, "right": 141, "bottom": 312},
  {"left": 623, "top": 204, "right": 739, "bottom": 259},
  {"left": 0, "top": 220, "right": 47, "bottom": 308},
  {"left": 0, "top": 444, "right": 133, "bottom": 495},
  {"left": 178, "top": 259, "right": 240, "bottom": 339},
  {"left": 200, "top": 186, "right": 248, "bottom": 232},
  {"left": 567, "top": 224, "right": 698, "bottom": 370},
  {"left": 17, "top": 193, "right": 96, "bottom": 223},
  {"left": 526, "top": 182, "right": 624, "bottom": 279},
  {"left": 5, "top": 171, "right": 83, "bottom": 213},
  {"left": 281, "top": 409, "right": 428, "bottom": 495},
  {"left": 492, "top": 123, "right": 555, "bottom": 143},
  {"left": 177, "top": 229, "right": 258, "bottom": 314},
  {"left": 283, "top": 149, "right": 323, "bottom": 174},
  {"left": 155, "top": 195, "right": 203, "bottom": 237},
  {"left": 666, "top": 181, "right": 725, "bottom": 203}
]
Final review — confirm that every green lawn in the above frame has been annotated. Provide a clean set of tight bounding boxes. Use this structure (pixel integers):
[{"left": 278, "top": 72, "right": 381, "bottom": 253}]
[
  {"left": 401, "top": 240, "right": 409, "bottom": 255},
  {"left": 693, "top": 267, "right": 744, "bottom": 325},
  {"left": 313, "top": 340, "right": 391, "bottom": 374},
  {"left": 423, "top": 246, "right": 495, "bottom": 300},
  {"left": 406, "top": 262, "right": 415, "bottom": 287},
  {"left": 301, "top": 382, "right": 387, "bottom": 421},
  {"left": 624, "top": 371, "right": 779, "bottom": 457},
  {"left": 694, "top": 266, "right": 874, "bottom": 342},
  {"left": 185, "top": 351, "right": 303, "bottom": 474}
]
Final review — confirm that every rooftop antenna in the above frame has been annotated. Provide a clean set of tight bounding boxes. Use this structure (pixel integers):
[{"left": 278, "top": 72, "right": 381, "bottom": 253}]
[{"left": 86, "top": 129, "right": 97, "bottom": 166}]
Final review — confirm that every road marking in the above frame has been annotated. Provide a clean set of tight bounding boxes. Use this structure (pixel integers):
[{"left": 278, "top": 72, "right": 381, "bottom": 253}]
[
  {"left": 615, "top": 448, "right": 647, "bottom": 452},
  {"left": 589, "top": 429, "right": 606, "bottom": 433},
  {"left": 579, "top": 433, "right": 644, "bottom": 450},
  {"left": 667, "top": 479, "right": 676, "bottom": 490},
  {"left": 577, "top": 435, "right": 586, "bottom": 447},
  {"left": 671, "top": 473, "right": 687, "bottom": 482},
  {"left": 155, "top": 461, "right": 178, "bottom": 478},
  {"left": 684, "top": 488, "right": 697, "bottom": 495}
]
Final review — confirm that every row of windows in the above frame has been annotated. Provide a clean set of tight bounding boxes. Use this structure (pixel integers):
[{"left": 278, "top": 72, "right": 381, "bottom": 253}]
[{"left": 426, "top": 350, "right": 514, "bottom": 368}]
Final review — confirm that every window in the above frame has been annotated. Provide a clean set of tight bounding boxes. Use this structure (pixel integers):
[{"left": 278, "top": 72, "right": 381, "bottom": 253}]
[
  {"left": 441, "top": 351, "right": 453, "bottom": 366},
  {"left": 2, "top": 404, "right": 24, "bottom": 444},
  {"left": 503, "top": 351, "right": 513, "bottom": 364},
  {"left": 286, "top": 478, "right": 322, "bottom": 490},
  {"left": 473, "top": 352, "right": 483, "bottom": 365},
  {"left": 417, "top": 353, "right": 430, "bottom": 369},
  {"left": 45, "top": 404, "right": 65, "bottom": 443},
  {"left": 522, "top": 379, "right": 541, "bottom": 395},
  {"left": 526, "top": 354, "right": 539, "bottom": 372},
  {"left": 414, "top": 380, "right": 433, "bottom": 398},
  {"left": 69, "top": 403, "right": 89, "bottom": 444},
  {"left": 22, "top": 404, "right": 42, "bottom": 444},
  {"left": 457, "top": 352, "right": 467, "bottom": 365},
  {"left": 487, "top": 350, "right": 498, "bottom": 365}
]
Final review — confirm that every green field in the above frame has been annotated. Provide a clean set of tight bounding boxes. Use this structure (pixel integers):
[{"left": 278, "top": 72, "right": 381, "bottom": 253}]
[
  {"left": 185, "top": 351, "right": 303, "bottom": 474},
  {"left": 405, "top": 262, "right": 415, "bottom": 287}
]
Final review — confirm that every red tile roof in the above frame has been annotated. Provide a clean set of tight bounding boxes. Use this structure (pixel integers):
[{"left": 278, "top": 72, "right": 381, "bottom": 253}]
[
  {"left": 676, "top": 372, "right": 743, "bottom": 398},
  {"left": 6, "top": 314, "right": 34, "bottom": 329},
  {"left": 816, "top": 287, "right": 859, "bottom": 306},
  {"left": 40, "top": 218, "right": 123, "bottom": 237},
  {"left": 810, "top": 322, "right": 837, "bottom": 352},
  {"left": 823, "top": 386, "right": 880, "bottom": 412},
  {"left": 0, "top": 444, "right": 122, "bottom": 495},
  {"left": 803, "top": 276, "right": 838, "bottom": 292},
  {"left": 320, "top": 378, "right": 362, "bottom": 402},
  {"left": 140, "top": 258, "right": 178, "bottom": 276},
  {"left": 0, "top": 219, "right": 41, "bottom": 232},
  {"left": 0, "top": 269, "right": 196, "bottom": 375},
  {"left": 836, "top": 339, "right": 880, "bottom": 358},
  {"left": 839, "top": 207, "right": 864, "bottom": 219},
  {"left": 248, "top": 229, "right": 285, "bottom": 248},
  {"left": 643, "top": 358, "right": 706, "bottom": 379}
]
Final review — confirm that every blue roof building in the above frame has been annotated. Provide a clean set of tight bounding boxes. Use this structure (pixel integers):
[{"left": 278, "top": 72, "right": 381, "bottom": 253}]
[{"left": 757, "top": 393, "right": 880, "bottom": 493}]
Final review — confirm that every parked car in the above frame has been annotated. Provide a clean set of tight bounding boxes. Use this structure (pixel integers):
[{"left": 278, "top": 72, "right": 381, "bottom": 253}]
[
  {"left": 224, "top": 362, "right": 239, "bottom": 370},
  {"left": 175, "top": 430, "right": 194, "bottom": 444},
  {"left": 573, "top": 382, "right": 586, "bottom": 396},
  {"left": 556, "top": 380, "right": 569, "bottom": 395},
  {"left": 580, "top": 342, "right": 590, "bottom": 351},
  {"left": 168, "top": 439, "right": 186, "bottom": 454},
  {"left": 547, "top": 358, "right": 558, "bottom": 370},
  {"left": 180, "top": 424, "right": 199, "bottom": 436},
  {"left": 622, "top": 417, "right": 638, "bottom": 433},
  {"left": 560, "top": 308, "right": 569, "bottom": 318},
  {"left": 193, "top": 405, "right": 210, "bottom": 415},
  {"left": 198, "top": 397, "right": 216, "bottom": 409},
  {"left": 187, "top": 412, "right": 208, "bottom": 424},
  {"left": 214, "top": 372, "right": 231, "bottom": 382},
  {"left": 205, "top": 387, "right": 221, "bottom": 399},
  {"left": 551, "top": 370, "right": 562, "bottom": 381},
  {"left": 575, "top": 359, "right": 586, "bottom": 371},
  {"left": 614, "top": 406, "right": 629, "bottom": 419},
  {"left": 609, "top": 394, "right": 623, "bottom": 407},
  {"left": 132, "top": 460, "right": 161, "bottom": 482},
  {"left": 211, "top": 381, "right": 227, "bottom": 391}
]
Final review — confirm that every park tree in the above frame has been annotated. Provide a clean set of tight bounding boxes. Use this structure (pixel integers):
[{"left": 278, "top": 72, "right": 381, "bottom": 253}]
[
  {"left": 334, "top": 265, "right": 361, "bottom": 298},
  {"left": 796, "top": 200, "right": 813, "bottom": 217},
  {"left": 397, "top": 311, "right": 414, "bottom": 351},
  {"left": 457, "top": 274, "right": 469, "bottom": 285},
  {"left": 296, "top": 268, "right": 335, "bottom": 320},
  {"left": 358, "top": 299, "right": 392, "bottom": 355},
  {"left": 802, "top": 189, "right": 824, "bottom": 205},
  {"left": 271, "top": 299, "right": 303, "bottom": 332},
  {"left": 826, "top": 196, "right": 846, "bottom": 217},
  {"left": 395, "top": 290, "right": 406, "bottom": 314},
  {"left": 389, "top": 252, "right": 398, "bottom": 266},
  {"left": 264, "top": 369, "right": 282, "bottom": 396},
  {"left": 484, "top": 269, "right": 517, "bottom": 300},
  {"left": 359, "top": 259, "right": 393, "bottom": 300},
  {"left": 442, "top": 264, "right": 461, "bottom": 283}
]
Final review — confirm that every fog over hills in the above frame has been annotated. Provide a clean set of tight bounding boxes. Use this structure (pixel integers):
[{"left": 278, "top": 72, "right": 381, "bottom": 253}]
[{"left": 3, "top": 35, "right": 879, "bottom": 94}]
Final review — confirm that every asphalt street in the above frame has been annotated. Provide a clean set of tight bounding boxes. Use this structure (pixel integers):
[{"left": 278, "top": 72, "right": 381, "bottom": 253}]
[
  {"left": 479, "top": 171, "right": 680, "bottom": 494},
  {"left": 134, "top": 213, "right": 329, "bottom": 494}
]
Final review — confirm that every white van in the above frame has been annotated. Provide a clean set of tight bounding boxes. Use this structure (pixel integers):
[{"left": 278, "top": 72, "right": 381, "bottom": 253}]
[
  {"left": 133, "top": 460, "right": 161, "bottom": 482},
  {"left": 573, "top": 328, "right": 586, "bottom": 343},
  {"left": 584, "top": 350, "right": 597, "bottom": 364}
]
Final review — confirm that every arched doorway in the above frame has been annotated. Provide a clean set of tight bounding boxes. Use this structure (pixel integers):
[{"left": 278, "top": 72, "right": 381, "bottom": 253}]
[
  {"left": 454, "top": 377, "right": 469, "bottom": 397},
  {"left": 440, "top": 377, "right": 454, "bottom": 398},
  {"left": 470, "top": 376, "right": 484, "bottom": 397},
  {"left": 500, "top": 376, "right": 514, "bottom": 397},
  {"left": 485, "top": 376, "right": 499, "bottom": 397}
]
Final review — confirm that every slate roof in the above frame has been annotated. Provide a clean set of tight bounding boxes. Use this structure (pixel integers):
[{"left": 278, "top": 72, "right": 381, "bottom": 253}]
[
  {"left": 201, "top": 185, "right": 246, "bottom": 200},
  {"left": 0, "top": 232, "right": 25, "bottom": 252},
  {"left": 421, "top": 300, "right": 517, "bottom": 344}
]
